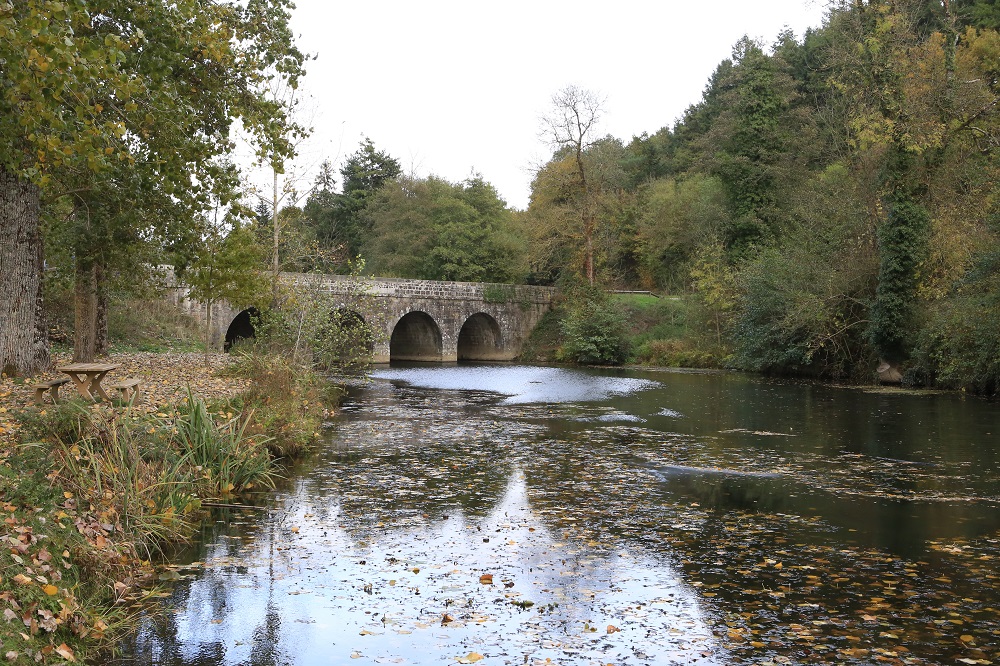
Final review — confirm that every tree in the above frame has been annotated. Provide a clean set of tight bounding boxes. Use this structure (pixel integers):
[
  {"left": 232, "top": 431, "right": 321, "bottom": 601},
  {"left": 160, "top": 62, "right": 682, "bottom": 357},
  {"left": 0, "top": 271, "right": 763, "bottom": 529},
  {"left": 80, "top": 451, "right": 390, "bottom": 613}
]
[
  {"left": 524, "top": 135, "right": 628, "bottom": 286},
  {"left": 539, "top": 86, "right": 607, "bottom": 284},
  {"left": 181, "top": 218, "right": 267, "bottom": 360},
  {"left": 363, "top": 174, "right": 525, "bottom": 282},
  {"left": 822, "top": 0, "right": 1000, "bottom": 371},
  {"left": 0, "top": 0, "right": 306, "bottom": 375},
  {"left": 635, "top": 174, "right": 729, "bottom": 290},
  {"left": 700, "top": 36, "right": 812, "bottom": 259},
  {"left": 303, "top": 138, "right": 402, "bottom": 266}
]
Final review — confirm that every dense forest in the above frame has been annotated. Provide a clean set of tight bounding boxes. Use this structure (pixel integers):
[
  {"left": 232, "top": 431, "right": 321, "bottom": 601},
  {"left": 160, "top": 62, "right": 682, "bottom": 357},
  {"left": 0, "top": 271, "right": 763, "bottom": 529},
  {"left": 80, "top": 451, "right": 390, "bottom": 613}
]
[
  {"left": 3, "top": 0, "right": 998, "bottom": 394},
  {"left": 272, "top": 0, "right": 999, "bottom": 393}
]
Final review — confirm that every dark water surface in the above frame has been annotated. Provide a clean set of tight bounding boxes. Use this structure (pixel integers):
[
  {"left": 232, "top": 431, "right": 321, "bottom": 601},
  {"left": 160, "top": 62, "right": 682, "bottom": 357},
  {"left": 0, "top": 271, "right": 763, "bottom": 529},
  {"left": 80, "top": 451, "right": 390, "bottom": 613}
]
[{"left": 116, "top": 365, "right": 1000, "bottom": 665}]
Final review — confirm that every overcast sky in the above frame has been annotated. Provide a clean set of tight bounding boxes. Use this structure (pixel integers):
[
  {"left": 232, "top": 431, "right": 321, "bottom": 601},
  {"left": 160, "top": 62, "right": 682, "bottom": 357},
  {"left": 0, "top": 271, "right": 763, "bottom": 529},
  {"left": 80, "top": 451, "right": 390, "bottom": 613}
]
[{"left": 279, "top": 0, "right": 829, "bottom": 210}]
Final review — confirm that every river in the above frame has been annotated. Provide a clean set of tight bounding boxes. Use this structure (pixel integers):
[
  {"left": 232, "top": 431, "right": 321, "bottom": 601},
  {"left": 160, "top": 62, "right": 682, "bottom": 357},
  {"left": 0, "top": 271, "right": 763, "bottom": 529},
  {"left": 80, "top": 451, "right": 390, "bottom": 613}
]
[{"left": 113, "top": 365, "right": 1000, "bottom": 665}]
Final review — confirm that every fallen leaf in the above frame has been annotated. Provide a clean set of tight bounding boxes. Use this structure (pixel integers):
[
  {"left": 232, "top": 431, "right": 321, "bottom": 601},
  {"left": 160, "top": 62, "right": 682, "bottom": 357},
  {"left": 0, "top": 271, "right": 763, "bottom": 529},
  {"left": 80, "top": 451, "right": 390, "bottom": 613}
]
[
  {"left": 54, "top": 644, "right": 75, "bottom": 662},
  {"left": 456, "top": 653, "right": 484, "bottom": 664},
  {"left": 479, "top": 574, "right": 493, "bottom": 585},
  {"left": 607, "top": 625, "right": 620, "bottom": 634}
]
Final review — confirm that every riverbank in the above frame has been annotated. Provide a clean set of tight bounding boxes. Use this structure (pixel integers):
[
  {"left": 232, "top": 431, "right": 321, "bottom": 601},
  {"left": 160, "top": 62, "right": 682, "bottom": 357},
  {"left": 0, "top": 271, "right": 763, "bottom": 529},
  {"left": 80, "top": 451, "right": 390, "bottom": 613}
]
[{"left": 0, "top": 351, "right": 324, "bottom": 665}]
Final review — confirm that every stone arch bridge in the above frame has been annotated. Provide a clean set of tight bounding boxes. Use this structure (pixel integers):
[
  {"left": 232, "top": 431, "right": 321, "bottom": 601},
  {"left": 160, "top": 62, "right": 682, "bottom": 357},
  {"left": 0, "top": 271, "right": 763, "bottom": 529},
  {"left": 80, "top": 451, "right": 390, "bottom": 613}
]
[{"left": 169, "top": 273, "right": 556, "bottom": 363}]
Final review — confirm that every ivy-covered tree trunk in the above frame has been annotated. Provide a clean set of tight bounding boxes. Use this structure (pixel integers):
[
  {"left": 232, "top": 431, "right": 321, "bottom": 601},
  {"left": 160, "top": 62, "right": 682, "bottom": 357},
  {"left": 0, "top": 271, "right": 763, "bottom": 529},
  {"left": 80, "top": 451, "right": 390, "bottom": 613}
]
[
  {"left": 0, "top": 165, "right": 49, "bottom": 376},
  {"left": 868, "top": 191, "right": 930, "bottom": 369}
]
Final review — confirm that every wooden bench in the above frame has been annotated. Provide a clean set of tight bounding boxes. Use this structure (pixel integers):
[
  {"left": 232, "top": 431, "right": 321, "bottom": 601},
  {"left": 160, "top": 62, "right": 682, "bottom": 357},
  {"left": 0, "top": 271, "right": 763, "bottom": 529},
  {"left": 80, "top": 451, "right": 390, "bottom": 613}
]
[
  {"left": 106, "top": 378, "right": 141, "bottom": 404},
  {"left": 32, "top": 377, "right": 71, "bottom": 405}
]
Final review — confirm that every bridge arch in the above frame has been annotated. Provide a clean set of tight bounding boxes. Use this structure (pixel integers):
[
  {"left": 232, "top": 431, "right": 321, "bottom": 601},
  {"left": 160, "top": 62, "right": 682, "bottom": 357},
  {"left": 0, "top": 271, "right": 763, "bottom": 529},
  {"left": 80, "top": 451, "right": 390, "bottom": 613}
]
[
  {"left": 458, "top": 312, "right": 504, "bottom": 361},
  {"left": 390, "top": 311, "right": 443, "bottom": 362},
  {"left": 224, "top": 307, "right": 259, "bottom": 352}
]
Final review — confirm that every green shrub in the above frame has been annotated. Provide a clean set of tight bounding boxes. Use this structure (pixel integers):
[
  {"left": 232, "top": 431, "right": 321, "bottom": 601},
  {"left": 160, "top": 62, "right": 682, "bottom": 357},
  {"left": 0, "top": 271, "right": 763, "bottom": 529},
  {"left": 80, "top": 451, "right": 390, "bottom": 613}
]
[
  {"left": 634, "top": 339, "right": 716, "bottom": 368},
  {"left": 730, "top": 239, "right": 875, "bottom": 379},
  {"left": 224, "top": 350, "right": 330, "bottom": 458},
  {"left": 17, "top": 399, "right": 93, "bottom": 444},
  {"left": 911, "top": 250, "right": 1000, "bottom": 395},
  {"left": 557, "top": 299, "right": 631, "bottom": 365}
]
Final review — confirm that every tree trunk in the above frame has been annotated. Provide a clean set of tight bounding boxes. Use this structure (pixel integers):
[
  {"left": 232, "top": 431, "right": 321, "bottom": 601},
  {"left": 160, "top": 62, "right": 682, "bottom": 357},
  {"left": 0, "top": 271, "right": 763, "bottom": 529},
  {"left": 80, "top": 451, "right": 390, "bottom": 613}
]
[
  {"left": 204, "top": 299, "right": 214, "bottom": 365},
  {"left": 95, "top": 262, "right": 109, "bottom": 356},
  {"left": 74, "top": 260, "right": 99, "bottom": 362},
  {"left": 0, "top": 166, "right": 49, "bottom": 377}
]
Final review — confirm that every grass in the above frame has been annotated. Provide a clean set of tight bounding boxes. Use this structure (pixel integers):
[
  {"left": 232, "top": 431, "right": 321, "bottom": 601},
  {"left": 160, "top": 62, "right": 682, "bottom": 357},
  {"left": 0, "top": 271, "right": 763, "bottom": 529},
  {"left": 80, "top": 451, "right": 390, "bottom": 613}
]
[
  {"left": 44, "top": 291, "right": 205, "bottom": 353},
  {"left": 107, "top": 299, "right": 205, "bottom": 353},
  {"left": 517, "top": 309, "right": 565, "bottom": 363},
  {"left": 0, "top": 383, "right": 298, "bottom": 663}
]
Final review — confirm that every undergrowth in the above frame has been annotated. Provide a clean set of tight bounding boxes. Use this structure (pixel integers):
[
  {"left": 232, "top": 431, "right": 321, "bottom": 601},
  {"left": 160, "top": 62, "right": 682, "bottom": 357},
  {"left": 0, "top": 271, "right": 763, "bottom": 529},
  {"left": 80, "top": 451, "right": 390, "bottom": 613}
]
[
  {"left": 1, "top": 387, "right": 287, "bottom": 664},
  {"left": 524, "top": 291, "right": 725, "bottom": 368},
  {"left": 220, "top": 350, "right": 337, "bottom": 459}
]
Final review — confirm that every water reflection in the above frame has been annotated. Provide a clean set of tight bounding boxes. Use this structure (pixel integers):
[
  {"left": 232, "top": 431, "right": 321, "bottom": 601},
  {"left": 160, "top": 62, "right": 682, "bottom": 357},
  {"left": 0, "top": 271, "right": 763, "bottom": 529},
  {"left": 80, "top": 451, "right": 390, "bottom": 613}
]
[
  {"left": 121, "top": 471, "right": 720, "bottom": 665},
  {"left": 113, "top": 365, "right": 1000, "bottom": 666},
  {"left": 374, "top": 365, "right": 661, "bottom": 405}
]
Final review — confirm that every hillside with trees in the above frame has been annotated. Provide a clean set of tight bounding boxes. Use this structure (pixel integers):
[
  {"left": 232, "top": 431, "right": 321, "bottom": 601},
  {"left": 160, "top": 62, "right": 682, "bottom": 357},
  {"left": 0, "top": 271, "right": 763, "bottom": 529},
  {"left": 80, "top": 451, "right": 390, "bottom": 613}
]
[{"left": 516, "top": 0, "right": 1000, "bottom": 393}]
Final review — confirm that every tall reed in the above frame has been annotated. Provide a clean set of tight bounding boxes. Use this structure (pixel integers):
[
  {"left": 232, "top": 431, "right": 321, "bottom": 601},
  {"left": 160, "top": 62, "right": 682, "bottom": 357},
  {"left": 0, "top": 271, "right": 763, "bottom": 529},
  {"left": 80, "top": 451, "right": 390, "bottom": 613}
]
[{"left": 171, "top": 389, "right": 276, "bottom": 496}]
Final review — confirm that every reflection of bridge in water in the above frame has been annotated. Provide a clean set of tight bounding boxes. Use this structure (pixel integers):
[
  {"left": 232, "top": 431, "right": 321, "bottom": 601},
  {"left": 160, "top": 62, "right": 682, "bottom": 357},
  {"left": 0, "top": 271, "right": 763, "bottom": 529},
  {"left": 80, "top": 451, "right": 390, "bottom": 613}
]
[{"left": 171, "top": 273, "right": 556, "bottom": 363}]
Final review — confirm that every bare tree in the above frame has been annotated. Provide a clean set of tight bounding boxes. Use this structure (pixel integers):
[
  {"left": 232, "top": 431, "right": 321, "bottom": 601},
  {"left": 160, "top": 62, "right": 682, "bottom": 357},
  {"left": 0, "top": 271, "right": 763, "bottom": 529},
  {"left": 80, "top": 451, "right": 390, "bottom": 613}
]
[{"left": 540, "top": 85, "right": 606, "bottom": 284}]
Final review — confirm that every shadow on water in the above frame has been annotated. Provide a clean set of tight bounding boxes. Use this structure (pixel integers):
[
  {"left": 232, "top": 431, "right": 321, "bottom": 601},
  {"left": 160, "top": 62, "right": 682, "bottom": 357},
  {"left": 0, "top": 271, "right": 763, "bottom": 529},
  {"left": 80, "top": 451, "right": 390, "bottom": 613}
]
[{"left": 107, "top": 364, "right": 1000, "bottom": 666}]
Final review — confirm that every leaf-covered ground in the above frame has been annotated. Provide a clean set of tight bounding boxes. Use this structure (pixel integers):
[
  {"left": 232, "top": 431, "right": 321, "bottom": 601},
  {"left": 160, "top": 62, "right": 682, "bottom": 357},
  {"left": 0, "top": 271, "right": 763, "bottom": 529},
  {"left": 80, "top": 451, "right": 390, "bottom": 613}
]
[{"left": 0, "top": 352, "right": 248, "bottom": 449}]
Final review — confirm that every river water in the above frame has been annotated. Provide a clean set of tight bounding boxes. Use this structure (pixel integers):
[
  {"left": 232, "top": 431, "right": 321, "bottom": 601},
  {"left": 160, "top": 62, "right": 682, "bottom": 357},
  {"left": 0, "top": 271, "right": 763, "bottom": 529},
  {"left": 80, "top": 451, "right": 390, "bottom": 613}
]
[{"left": 116, "top": 365, "right": 1000, "bottom": 665}]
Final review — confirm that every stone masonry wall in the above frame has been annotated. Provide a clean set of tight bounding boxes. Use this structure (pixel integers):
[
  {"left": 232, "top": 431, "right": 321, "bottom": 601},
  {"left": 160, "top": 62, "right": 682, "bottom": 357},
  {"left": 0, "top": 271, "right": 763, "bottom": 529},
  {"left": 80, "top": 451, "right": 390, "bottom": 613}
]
[{"left": 170, "top": 271, "right": 556, "bottom": 360}]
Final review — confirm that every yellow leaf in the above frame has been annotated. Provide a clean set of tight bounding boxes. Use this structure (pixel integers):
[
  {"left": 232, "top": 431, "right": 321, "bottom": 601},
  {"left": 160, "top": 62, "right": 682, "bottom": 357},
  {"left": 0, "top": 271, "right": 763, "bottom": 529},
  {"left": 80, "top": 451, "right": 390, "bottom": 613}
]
[
  {"left": 456, "top": 653, "right": 484, "bottom": 664},
  {"left": 13, "top": 574, "right": 32, "bottom": 586},
  {"left": 43, "top": 585, "right": 58, "bottom": 596}
]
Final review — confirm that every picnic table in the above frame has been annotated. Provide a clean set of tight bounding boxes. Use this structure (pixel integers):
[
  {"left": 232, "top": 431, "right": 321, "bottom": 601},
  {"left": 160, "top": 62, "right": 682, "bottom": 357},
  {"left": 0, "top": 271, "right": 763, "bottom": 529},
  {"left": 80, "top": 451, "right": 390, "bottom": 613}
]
[{"left": 56, "top": 362, "right": 118, "bottom": 402}]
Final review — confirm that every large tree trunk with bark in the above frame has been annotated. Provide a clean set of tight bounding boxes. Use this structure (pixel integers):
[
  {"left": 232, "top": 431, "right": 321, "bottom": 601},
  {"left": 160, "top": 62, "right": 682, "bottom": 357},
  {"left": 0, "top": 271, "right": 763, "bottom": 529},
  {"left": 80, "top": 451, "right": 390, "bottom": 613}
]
[{"left": 0, "top": 166, "right": 50, "bottom": 376}]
